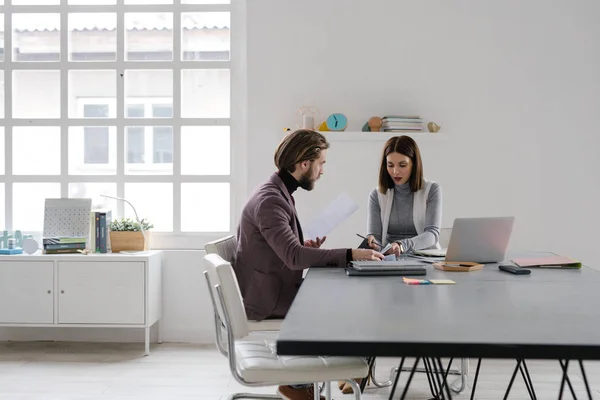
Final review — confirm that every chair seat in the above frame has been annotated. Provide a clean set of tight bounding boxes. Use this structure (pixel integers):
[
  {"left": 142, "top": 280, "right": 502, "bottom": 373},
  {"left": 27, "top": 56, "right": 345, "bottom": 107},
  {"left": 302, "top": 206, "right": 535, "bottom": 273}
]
[
  {"left": 248, "top": 319, "right": 283, "bottom": 332},
  {"left": 235, "top": 340, "right": 368, "bottom": 384}
]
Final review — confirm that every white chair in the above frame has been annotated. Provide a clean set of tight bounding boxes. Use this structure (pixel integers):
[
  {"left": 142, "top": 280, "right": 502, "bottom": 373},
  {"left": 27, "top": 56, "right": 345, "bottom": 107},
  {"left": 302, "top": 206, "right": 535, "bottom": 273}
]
[
  {"left": 205, "top": 235, "right": 283, "bottom": 332},
  {"left": 203, "top": 253, "right": 368, "bottom": 400}
]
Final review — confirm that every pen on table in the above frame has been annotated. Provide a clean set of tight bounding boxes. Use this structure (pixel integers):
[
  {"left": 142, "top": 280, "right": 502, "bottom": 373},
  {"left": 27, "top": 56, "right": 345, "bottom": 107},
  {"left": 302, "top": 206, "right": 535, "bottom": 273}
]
[{"left": 356, "top": 233, "right": 381, "bottom": 247}]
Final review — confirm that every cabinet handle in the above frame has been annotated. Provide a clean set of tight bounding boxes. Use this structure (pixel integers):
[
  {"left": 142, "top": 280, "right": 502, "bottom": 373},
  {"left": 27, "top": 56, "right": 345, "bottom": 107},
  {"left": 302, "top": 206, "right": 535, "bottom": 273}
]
[
  {"left": 47, "top": 290, "right": 51, "bottom": 294},
  {"left": 61, "top": 290, "right": 65, "bottom": 294}
]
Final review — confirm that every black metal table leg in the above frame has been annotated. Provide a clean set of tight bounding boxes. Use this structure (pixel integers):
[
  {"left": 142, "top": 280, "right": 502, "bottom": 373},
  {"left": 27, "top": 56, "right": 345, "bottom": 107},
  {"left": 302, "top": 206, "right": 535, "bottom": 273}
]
[
  {"left": 437, "top": 357, "right": 454, "bottom": 400},
  {"left": 387, "top": 357, "right": 406, "bottom": 400},
  {"left": 519, "top": 359, "right": 537, "bottom": 400},
  {"left": 579, "top": 360, "right": 593, "bottom": 400},
  {"left": 398, "top": 358, "right": 420, "bottom": 400},
  {"left": 503, "top": 358, "right": 522, "bottom": 400},
  {"left": 423, "top": 358, "right": 440, "bottom": 399},
  {"left": 361, "top": 357, "right": 375, "bottom": 393},
  {"left": 470, "top": 358, "right": 482, "bottom": 400}
]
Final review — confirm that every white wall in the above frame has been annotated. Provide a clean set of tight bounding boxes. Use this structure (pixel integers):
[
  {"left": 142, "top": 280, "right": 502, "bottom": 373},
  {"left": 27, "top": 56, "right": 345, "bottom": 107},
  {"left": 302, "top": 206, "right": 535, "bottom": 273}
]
[{"left": 246, "top": 0, "right": 600, "bottom": 267}]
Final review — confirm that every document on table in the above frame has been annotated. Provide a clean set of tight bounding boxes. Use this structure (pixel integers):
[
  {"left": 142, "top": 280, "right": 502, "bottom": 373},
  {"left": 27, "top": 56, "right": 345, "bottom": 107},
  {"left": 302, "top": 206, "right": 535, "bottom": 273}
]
[{"left": 304, "top": 192, "right": 359, "bottom": 240}]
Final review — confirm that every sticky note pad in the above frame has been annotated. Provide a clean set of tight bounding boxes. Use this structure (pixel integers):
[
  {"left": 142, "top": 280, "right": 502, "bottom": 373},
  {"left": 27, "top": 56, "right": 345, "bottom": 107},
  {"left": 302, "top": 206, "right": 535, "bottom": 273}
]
[
  {"left": 429, "top": 279, "right": 456, "bottom": 285},
  {"left": 403, "top": 277, "right": 430, "bottom": 285}
]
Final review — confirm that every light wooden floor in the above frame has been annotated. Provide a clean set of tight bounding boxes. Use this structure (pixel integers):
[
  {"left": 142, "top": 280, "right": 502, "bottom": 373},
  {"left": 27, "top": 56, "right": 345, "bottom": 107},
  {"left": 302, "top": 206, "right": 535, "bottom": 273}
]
[{"left": 0, "top": 342, "right": 598, "bottom": 399}]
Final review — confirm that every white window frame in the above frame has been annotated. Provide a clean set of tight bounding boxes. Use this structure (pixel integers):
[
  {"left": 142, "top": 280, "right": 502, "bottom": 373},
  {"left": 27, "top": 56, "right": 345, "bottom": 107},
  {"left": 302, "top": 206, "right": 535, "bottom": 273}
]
[{"left": 1, "top": 0, "right": 244, "bottom": 250}]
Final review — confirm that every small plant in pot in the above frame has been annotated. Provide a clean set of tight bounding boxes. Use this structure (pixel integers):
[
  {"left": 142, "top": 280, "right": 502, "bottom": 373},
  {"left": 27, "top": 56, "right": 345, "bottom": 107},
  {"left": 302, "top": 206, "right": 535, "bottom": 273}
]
[{"left": 109, "top": 218, "right": 154, "bottom": 253}]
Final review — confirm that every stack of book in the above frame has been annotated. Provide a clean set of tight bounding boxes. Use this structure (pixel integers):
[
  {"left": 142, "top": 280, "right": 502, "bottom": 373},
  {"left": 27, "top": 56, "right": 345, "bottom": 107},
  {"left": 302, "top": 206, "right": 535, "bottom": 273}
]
[
  {"left": 90, "top": 210, "right": 112, "bottom": 253},
  {"left": 382, "top": 115, "right": 424, "bottom": 132},
  {"left": 43, "top": 236, "right": 87, "bottom": 254}
]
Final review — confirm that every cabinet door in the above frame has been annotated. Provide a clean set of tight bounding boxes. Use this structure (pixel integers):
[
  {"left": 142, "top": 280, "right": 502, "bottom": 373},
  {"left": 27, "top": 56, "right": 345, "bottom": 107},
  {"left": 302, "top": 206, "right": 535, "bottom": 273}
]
[
  {"left": 0, "top": 262, "right": 54, "bottom": 324},
  {"left": 58, "top": 261, "right": 145, "bottom": 324}
]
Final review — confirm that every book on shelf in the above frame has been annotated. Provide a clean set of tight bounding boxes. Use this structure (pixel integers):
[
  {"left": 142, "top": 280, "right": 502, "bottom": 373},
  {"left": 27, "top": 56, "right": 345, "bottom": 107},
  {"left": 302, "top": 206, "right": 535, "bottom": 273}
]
[
  {"left": 381, "top": 116, "right": 424, "bottom": 132},
  {"left": 91, "top": 209, "right": 112, "bottom": 253},
  {"left": 42, "top": 237, "right": 86, "bottom": 254},
  {"left": 42, "top": 236, "right": 87, "bottom": 245}
]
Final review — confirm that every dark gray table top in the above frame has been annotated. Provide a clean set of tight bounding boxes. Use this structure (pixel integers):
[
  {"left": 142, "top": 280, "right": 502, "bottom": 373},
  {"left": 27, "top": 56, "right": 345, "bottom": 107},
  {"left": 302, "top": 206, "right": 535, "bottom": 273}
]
[{"left": 276, "top": 261, "right": 600, "bottom": 360}]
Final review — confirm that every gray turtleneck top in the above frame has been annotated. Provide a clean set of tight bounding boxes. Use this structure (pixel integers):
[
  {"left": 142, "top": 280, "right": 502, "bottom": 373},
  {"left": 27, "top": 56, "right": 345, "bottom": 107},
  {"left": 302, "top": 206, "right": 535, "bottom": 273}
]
[{"left": 367, "top": 182, "right": 442, "bottom": 252}]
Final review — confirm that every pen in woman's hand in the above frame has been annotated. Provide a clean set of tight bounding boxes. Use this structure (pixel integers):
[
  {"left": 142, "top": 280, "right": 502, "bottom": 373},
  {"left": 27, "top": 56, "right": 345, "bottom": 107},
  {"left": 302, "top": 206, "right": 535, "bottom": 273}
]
[{"left": 356, "top": 233, "right": 381, "bottom": 246}]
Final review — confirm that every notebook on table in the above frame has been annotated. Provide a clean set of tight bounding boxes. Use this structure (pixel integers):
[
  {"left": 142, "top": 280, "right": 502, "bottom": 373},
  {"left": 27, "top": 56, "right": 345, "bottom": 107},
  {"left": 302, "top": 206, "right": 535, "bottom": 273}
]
[
  {"left": 347, "top": 260, "right": 427, "bottom": 276},
  {"left": 350, "top": 260, "right": 426, "bottom": 271},
  {"left": 345, "top": 267, "right": 427, "bottom": 277},
  {"left": 512, "top": 255, "right": 581, "bottom": 269}
]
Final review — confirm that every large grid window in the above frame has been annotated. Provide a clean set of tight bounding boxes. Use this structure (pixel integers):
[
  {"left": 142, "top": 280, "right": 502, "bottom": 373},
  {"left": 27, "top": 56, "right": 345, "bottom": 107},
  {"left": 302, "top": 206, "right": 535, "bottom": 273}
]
[{"left": 0, "top": 0, "right": 233, "bottom": 248}]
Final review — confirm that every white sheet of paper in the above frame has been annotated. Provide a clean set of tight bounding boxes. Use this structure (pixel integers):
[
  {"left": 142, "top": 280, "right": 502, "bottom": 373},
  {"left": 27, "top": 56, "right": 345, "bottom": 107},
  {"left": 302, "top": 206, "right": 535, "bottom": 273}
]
[{"left": 304, "top": 192, "right": 359, "bottom": 240}]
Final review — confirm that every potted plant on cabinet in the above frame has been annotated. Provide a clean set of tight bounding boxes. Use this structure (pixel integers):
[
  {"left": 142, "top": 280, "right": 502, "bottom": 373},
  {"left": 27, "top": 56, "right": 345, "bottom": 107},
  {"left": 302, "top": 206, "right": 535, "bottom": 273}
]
[{"left": 109, "top": 217, "right": 154, "bottom": 252}]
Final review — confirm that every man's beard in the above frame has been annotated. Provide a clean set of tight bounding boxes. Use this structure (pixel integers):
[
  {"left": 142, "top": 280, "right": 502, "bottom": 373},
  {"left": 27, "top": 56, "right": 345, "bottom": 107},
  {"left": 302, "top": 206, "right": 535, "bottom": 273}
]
[{"left": 298, "top": 170, "right": 316, "bottom": 191}]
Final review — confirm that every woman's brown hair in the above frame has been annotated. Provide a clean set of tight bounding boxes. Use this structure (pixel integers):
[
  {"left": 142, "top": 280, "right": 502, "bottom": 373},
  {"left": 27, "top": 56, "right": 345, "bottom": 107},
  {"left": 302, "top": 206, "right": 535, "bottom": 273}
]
[
  {"left": 274, "top": 129, "right": 330, "bottom": 172},
  {"left": 378, "top": 135, "right": 423, "bottom": 193}
]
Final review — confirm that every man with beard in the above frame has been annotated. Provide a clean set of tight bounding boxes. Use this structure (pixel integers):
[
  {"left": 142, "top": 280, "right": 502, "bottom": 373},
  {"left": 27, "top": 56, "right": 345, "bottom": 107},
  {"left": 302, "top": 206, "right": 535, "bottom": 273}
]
[{"left": 232, "top": 129, "right": 382, "bottom": 400}]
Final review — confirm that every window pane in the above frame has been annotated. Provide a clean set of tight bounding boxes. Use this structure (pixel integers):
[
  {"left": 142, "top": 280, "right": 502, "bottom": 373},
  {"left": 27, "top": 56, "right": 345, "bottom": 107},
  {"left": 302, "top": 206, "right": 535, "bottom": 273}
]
[
  {"left": 181, "top": 126, "right": 229, "bottom": 175},
  {"left": 181, "top": 69, "right": 229, "bottom": 118},
  {"left": 69, "top": 0, "right": 116, "bottom": 5},
  {"left": 152, "top": 127, "right": 173, "bottom": 164},
  {"left": 126, "top": 127, "right": 145, "bottom": 164},
  {"left": 0, "top": 128, "right": 4, "bottom": 175},
  {"left": 84, "top": 104, "right": 110, "bottom": 118},
  {"left": 13, "top": 71, "right": 60, "bottom": 119},
  {"left": 125, "top": 13, "right": 173, "bottom": 61},
  {"left": 69, "top": 182, "right": 117, "bottom": 210},
  {"left": 182, "top": 0, "right": 229, "bottom": 3},
  {"left": 69, "top": 70, "right": 116, "bottom": 118},
  {"left": 12, "top": 0, "right": 59, "bottom": 4},
  {"left": 181, "top": 183, "right": 229, "bottom": 232},
  {"left": 124, "top": 183, "right": 173, "bottom": 232},
  {"left": 125, "top": 126, "right": 173, "bottom": 175},
  {"left": 0, "top": 72, "right": 5, "bottom": 118},
  {"left": 13, "top": 127, "right": 61, "bottom": 175},
  {"left": 13, "top": 183, "right": 61, "bottom": 232},
  {"left": 126, "top": 104, "right": 145, "bottom": 118},
  {"left": 125, "top": 0, "right": 171, "bottom": 4},
  {"left": 69, "top": 13, "right": 116, "bottom": 61},
  {"left": 182, "top": 13, "right": 230, "bottom": 61},
  {"left": 84, "top": 128, "right": 109, "bottom": 163},
  {"left": 125, "top": 70, "right": 173, "bottom": 118},
  {"left": 152, "top": 104, "right": 172, "bottom": 118},
  {"left": 13, "top": 14, "right": 60, "bottom": 61},
  {"left": 68, "top": 127, "right": 116, "bottom": 175}
]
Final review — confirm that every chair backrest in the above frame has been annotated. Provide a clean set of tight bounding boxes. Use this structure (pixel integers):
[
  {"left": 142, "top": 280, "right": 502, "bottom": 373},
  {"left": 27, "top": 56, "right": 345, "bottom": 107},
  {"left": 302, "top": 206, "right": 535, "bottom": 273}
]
[
  {"left": 203, "top": 253, "right": 250, "bottom": 340},
  {"left": 205, "top": 235, "right": 237, "bottom": 264}
]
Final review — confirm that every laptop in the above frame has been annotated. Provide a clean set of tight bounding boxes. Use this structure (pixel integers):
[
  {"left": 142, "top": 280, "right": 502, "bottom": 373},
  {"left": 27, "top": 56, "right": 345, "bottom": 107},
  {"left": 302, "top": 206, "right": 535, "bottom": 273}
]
[{"left": 444, "top": 216, "right": 515, "bottom": 263}]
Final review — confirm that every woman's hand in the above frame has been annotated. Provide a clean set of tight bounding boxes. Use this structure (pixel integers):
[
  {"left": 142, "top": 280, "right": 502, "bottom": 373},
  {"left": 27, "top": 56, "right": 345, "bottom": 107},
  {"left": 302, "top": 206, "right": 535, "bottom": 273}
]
[
  {"left": 386, "top": 242, "right": 402, "bottom": 257},
  {"left": 304, "top": 236, "right": 326, "bottom": 248},
  {"left": 367, "top": 235, "right": 381, "bottom": 251}
]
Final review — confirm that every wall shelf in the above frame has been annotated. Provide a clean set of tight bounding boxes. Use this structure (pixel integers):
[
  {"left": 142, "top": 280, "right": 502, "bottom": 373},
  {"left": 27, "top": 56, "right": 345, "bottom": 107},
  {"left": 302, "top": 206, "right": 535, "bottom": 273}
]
[{"left": 281, "top": 131, "right": 443, "bottom": 142}]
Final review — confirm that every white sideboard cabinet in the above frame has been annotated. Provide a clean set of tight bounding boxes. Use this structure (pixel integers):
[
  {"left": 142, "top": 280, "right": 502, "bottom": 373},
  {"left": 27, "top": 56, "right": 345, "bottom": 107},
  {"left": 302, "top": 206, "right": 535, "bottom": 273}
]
[{"left": 0, "top": 250, "right": 162, "bottom": 355}]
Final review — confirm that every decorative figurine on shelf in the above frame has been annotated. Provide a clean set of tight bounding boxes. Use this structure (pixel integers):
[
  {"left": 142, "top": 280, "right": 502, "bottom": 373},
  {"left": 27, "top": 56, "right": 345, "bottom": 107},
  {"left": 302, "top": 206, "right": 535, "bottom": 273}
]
[
  {"left": 0, "top": 230, "right": 33, "bottom": 249},
  {"left": 297, "top": 106, "right": 320, "bottom": 130},
  {"left": 368, "top": 116, "right": 383, "bottom": 132},
  {"left": 361, "top": 116, "right": 383, "bottom": 132},
  {"left": 427, "top": 122, "right": 441, "bottom": 133}
]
